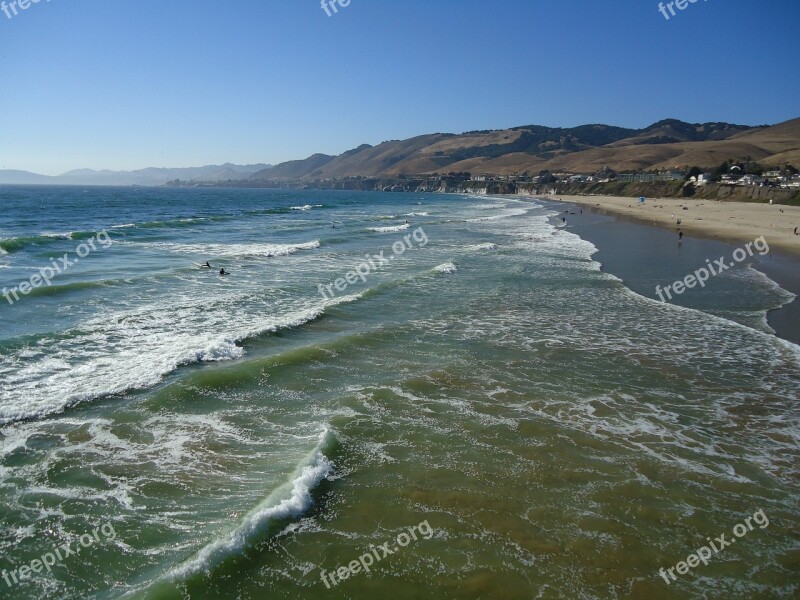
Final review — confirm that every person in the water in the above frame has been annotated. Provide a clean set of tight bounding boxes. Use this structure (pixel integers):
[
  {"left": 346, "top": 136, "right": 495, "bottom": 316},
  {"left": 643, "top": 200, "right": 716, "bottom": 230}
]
[
  {"left": 203, "top": 262, "right": 212, "bottom": 268},
  {"left": 219, "top": 268, "right": 229, "bottom": 276}
]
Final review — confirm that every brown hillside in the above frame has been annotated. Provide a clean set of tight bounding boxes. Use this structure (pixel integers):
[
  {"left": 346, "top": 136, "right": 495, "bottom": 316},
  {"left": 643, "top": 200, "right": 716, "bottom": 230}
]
[{"left": 252, "top": 118, "right": 800, "bottom": 180}]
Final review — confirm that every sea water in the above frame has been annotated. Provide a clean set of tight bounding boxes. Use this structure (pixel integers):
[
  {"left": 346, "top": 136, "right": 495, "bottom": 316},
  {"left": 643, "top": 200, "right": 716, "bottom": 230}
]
[{"left": 0, "top": 187, "right": 797, "bottom": 599}]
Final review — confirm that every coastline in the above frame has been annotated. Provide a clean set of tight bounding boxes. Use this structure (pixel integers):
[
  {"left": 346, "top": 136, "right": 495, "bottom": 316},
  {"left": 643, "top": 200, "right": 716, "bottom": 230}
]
[
  {"left": 545, "top": 194, "right": 800, "bottom": 257},
  {"left": 531, "top": 197, "right": 800, "bottom": 346}
]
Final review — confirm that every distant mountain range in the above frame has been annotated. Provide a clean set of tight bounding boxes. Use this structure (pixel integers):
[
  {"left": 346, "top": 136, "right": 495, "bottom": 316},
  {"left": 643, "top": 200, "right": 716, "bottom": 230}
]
[
  {"left": 3, "top": 117, "right": 798, "bottom": 186},
  {"left": 0, "top": 163, "right": 270, "bottom": 186},
  {"left": 246, "top": 118, "right": 799, "bottom": 181}
]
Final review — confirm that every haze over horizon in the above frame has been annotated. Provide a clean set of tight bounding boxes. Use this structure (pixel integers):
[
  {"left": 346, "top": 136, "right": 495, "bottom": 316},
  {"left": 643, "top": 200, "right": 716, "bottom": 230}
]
[{"left": 1, "top": 0, "right": 798, "bottom": 175}]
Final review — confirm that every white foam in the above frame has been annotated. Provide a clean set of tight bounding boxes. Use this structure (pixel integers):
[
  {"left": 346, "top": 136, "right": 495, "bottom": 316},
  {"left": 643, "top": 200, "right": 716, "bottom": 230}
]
[
  {"left": 0, "top": 291, "right": 365, "bottom": 425},
  {"left": 160, "top": 428, "right": 334, "bottom": 581},
  {"left": 134, "top": 240, "right": 320, "bottom": 258},
  {"left": 290, "top": 205, "right": 323, "bottom": 211},
  {"left": 369, "top": 224, "right": 411, "bottom": 233},
  {"left": 404, "top": 212, "right": 429, "bottom": 217},
  {"left": 726, "top": 265, "right": 797, "bottom": 308},
  {"left": 111, "top": 223, "right": 137, "bottom": 229},
  {"left": 433, "top": 262, "right": 457, "bottom": 274},
  {"left": 466, "top": 243, "right": 498, "bottom": 251},
  {"left": 467, "top": 208, "right": 530, "bottom": 222},
  {"left": 326, "top": 291, "right": 365, "bottom": 306}
]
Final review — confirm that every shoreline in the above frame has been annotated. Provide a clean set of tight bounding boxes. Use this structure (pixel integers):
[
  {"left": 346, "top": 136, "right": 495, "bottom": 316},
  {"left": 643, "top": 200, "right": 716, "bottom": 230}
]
[
  {"left": 544, "top": 194, "right": 800, "bottom": 258},
  {"left": 529, "top": 197, "right": 800, "bottom": 346}
]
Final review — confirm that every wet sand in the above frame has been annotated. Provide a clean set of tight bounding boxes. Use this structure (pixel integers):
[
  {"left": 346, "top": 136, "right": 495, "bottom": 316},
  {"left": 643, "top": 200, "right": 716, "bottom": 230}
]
[{"left": 540, "top": 199, "right": 800, "bottom": 346}]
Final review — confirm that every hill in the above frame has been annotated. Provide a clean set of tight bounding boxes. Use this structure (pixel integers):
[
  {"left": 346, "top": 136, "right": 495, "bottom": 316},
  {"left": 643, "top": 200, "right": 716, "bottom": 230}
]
[
  {"left": 250, "top": 119, "right": 798, "bottom": 180},
  {"left": 4, "top": 119, "right": 797, "bottom": 187}
]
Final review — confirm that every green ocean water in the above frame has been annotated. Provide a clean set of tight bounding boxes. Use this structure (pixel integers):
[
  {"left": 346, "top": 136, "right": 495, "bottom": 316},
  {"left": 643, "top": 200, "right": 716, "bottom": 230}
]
[{"left": 0, "top": 187, "right": 798, "bottom": 599}]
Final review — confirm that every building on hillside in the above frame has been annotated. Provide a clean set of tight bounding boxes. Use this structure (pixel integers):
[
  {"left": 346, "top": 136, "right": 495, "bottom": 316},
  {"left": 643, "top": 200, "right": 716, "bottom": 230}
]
[{"left": 617, "top": 171, "right": 684, "bottom": 183}]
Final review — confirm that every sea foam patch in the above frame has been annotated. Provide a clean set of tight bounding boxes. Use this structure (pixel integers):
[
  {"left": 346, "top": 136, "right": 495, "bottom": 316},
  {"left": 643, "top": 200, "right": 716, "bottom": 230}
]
[
  {"left": 155, "top": 428, "right": 334, "bottom": 583},
  {"left": 369, "top": 224, "right": 411, "bottom": 233},
  {"left": 0, "top": 290, "right": 366, "bottom": 425},
  {"left": 135, "top": 240, "right": 321, "bottom": 258},
  {"left": 433, "top": 262, "right": 457, "bottom": 274}
]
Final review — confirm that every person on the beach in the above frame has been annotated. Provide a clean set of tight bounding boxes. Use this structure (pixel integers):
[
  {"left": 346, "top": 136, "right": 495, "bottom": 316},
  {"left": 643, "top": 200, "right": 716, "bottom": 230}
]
[{"left": 795, "top": 226, "right": 798, "bottom": 235}]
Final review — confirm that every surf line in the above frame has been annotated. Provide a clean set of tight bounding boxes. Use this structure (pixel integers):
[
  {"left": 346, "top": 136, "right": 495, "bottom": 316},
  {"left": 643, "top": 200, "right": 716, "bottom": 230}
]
[{"left": 2, "top": 230, "right": 113, "bottom": 306}]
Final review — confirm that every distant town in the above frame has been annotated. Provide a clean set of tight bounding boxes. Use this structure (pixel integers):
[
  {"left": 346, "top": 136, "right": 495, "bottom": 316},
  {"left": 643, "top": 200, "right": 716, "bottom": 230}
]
[{"left": 165, "top": 162, "right": 800, "bottom": 204}]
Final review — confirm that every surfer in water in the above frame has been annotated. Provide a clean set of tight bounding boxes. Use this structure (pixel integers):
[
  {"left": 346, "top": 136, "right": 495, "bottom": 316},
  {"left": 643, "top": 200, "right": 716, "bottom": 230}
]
[
  {"left": 202, "top": 261, "right": 212, "bottom": 268},
  {"left": 219, "top": 268, "right": 230, "bottom": 276}
]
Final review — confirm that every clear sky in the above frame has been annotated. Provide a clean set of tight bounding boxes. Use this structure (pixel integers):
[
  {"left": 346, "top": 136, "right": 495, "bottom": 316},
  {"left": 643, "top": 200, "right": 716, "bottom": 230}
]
[{"left": 1, "top": 0, "right": 798, "bottom": 174}]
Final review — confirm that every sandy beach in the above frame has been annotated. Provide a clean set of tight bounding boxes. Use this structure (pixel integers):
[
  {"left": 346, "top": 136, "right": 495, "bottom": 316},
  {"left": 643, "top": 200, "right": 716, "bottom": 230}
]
[{"left": 547, "top": 194, "right": 800, "bottom": 256}]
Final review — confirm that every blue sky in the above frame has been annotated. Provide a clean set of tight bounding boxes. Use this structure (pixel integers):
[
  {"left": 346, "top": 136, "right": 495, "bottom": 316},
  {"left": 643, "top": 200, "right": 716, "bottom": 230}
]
[{"left": 1, "top": 0, "right": 798, "bottom": 174}]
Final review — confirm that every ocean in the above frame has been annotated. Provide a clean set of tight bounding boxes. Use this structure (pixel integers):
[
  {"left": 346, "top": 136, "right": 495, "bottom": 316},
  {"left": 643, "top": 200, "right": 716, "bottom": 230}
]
[{"left": 0, "top": 187, "right": 798, "bottom": 599}]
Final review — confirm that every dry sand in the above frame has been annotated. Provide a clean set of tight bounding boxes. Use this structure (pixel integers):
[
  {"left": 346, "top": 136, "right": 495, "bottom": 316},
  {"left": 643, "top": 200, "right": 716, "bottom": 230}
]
[{"left": 546, "top": 194, "right": 800, "bottom": 257}]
